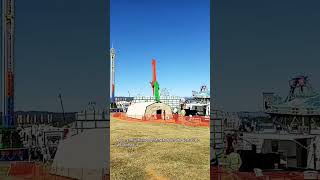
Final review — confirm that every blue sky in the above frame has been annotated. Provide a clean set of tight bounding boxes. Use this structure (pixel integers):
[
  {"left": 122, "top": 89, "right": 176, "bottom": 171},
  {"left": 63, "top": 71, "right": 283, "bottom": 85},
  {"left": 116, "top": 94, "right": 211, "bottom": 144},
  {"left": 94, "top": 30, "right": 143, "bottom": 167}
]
[
  {"left": 3, "top": 0, "right": 107, "bottom": 112},
  {"left": 111, "top": 0, "right": 210, "bottom": 97},
  {"left": 214, "top": 0, "right": 320, "bottom": 112}
]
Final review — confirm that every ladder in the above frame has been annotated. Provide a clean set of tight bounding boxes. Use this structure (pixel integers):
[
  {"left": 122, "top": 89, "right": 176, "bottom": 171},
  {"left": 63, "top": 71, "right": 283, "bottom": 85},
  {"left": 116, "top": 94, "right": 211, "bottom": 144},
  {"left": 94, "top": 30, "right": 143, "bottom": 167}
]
[{"left": 211, "top": 109, "right": 225, "bottom": 164}]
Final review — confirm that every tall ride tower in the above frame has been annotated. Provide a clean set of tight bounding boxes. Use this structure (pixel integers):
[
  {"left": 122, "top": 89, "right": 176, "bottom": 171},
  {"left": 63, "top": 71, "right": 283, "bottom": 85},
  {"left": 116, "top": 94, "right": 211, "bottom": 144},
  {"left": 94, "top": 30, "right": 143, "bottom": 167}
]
[
  {"left": 110, "top": 46, "right": 116, "bottom": 105},
  {"left": 1, "top": 0, "right": 15, "bottom": 128},
  {"left": 150, "top": 59, "right": 160, "bottom": 103}
]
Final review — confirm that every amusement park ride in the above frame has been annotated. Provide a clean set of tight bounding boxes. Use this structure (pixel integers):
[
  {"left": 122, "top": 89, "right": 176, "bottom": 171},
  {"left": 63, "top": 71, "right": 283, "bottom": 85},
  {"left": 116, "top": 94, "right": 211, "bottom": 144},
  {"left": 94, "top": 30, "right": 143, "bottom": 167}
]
[
  {"left": 263, "top": 75, "right": 320, "bottom": 134},
  {"left": 109, "top": 45, "right": 161, "bottom": 111},
  {"left": 211, "top": 75, "right": 320, "bottom": 171},
  {"left": 110, "top": 46, "right": 117, "bottom": 109},
  {"left": 0, "top": 0, "right": 67, "bottom": 161},
  {"left": 1, "top": 0, "right": 20, "bottom": 150},
  {"left": 192, "top": 84, "right": 210, "bottom": 104},
  {"left": 1, "top": 0, "right": 15, "bottom": 129},
  {"left": 150, "top": 59, "right": 160, "bottom": 103}
]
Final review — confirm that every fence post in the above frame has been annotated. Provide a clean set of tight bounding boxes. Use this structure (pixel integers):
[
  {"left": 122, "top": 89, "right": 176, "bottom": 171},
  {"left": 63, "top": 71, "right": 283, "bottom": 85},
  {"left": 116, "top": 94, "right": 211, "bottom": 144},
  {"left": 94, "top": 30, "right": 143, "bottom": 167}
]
[
  {"left": 32, "top": 162, "right": 35, "bottom": 180},
  {"left": 76, "top": 116, "right": 78, "bottom": 135},
  {"left": 101, "top": 168, "right": 103, "bottom": 180},
  {"left": 81, "top": 121, "right": 84, "bottom": 133},
  {"left": 95, "top": 112, "right": 97, "bottom": 128},
  {"left": 44, "top": 164, "right": 46, "bottom": 180},
  {"left": 42, "top": 164, "right": 45, "bottom": 180},
  {"left": 81, "top": 168, "right": 84, "bottom": 180},
  {"left": 55, "top": 165, "right": 57, "bottom": 180}
]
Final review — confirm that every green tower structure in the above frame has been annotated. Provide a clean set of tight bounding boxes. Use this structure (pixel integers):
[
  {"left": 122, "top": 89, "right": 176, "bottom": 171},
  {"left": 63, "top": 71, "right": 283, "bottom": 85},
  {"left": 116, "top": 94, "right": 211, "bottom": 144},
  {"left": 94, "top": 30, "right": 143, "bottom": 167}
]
[{"left": 150, "top": 59, "right": 161, "bottom": 103}]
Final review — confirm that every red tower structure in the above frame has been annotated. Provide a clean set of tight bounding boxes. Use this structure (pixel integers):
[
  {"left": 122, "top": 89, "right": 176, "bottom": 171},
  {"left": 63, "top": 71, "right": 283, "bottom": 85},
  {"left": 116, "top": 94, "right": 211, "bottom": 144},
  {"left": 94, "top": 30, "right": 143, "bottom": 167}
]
[
  {"left": 1, "top": 0, "right": 15, "bottom": 128},
  {"left": 150, "top": 59, "right": 157, "bottom": 94},
  {"left": 150, "top": 59, "right": 160, "bottom": 102}
]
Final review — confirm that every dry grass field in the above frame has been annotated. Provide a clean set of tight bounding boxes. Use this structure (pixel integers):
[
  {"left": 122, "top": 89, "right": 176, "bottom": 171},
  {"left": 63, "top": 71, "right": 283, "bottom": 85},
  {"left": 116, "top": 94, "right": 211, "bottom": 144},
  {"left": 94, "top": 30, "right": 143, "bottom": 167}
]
[{"left": 110, "top": 118, "right": 210, "bottom": 180}]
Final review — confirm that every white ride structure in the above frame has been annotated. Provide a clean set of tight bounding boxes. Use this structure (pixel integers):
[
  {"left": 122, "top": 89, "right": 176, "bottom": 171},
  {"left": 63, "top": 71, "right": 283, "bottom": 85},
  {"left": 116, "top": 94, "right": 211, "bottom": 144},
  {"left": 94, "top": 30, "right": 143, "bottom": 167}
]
[{"left": 211, "top": 75, "right": 320, "bottom": 170}]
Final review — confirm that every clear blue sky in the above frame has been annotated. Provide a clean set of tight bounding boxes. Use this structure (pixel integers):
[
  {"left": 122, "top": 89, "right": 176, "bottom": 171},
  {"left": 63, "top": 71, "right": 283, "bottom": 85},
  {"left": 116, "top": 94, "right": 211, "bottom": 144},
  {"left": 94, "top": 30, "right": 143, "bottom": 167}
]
[
  {"left": 111, "top": 0, "right": 210, "bottom": 97},
  {"left": 2, "top": 0, "right": 107, "bottom": 112},
  {"left": 214, "top": 0, "right": 320, "bottom": 112}
]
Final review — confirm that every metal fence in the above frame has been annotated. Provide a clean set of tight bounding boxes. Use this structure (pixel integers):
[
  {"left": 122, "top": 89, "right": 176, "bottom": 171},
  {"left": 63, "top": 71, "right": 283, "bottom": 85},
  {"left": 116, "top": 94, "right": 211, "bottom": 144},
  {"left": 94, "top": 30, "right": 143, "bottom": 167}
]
[
  {"left": 8, "top": 161, "right": 109, "bottom": 180},
  {"left": 51, "top": 165, "right": 108, "bottom": 180},
  {"left": 112, "top": 112, "right": 209, "bottom": 127},
  {"left": 132, "top": 96, "right": 182, "bottom": 109},
  {"left": 76, "top": 111, "right": 107, "bottom": 121},
  {"left": 211, "top": 166, "right": 307, "bottom": 180}
]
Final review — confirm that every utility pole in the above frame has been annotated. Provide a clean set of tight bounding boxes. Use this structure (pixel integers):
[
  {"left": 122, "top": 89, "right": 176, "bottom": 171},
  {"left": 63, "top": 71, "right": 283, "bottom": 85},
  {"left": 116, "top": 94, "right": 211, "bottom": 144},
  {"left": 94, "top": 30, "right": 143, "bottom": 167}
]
[{"left": 58, "top": 93, "right": 66, "bottom": 126}]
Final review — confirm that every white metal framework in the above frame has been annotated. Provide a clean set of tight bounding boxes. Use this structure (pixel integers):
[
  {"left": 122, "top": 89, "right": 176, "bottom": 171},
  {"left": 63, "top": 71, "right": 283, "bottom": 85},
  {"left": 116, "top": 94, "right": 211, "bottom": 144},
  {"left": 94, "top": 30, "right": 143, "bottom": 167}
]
[{"left": 110, "top": 45, "right": 115, "bottom": 102}]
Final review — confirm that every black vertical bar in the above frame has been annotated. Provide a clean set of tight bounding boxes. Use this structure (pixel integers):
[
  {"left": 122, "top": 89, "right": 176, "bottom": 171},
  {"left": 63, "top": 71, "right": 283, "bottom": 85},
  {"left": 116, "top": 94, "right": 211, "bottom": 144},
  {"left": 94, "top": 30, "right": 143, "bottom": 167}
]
[
  {"left": 314, "top": 142, "right": 317, "bottom": 170},
  {"left": 309, "top": 117, "right": 311, "bottom": 134},
  {"left": 106, "top": 0, "right": 110, "bottom": 176},
  {"left": 58, "top": 93, "right": 65, "bottom": 126}
]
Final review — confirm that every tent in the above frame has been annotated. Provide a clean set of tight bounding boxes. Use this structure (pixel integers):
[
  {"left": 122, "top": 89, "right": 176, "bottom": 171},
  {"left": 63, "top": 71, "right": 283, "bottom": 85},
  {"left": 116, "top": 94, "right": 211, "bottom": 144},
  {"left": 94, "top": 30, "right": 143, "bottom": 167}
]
[{"left": 126, "top": 102, "right": 173, "bottom": 120}]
